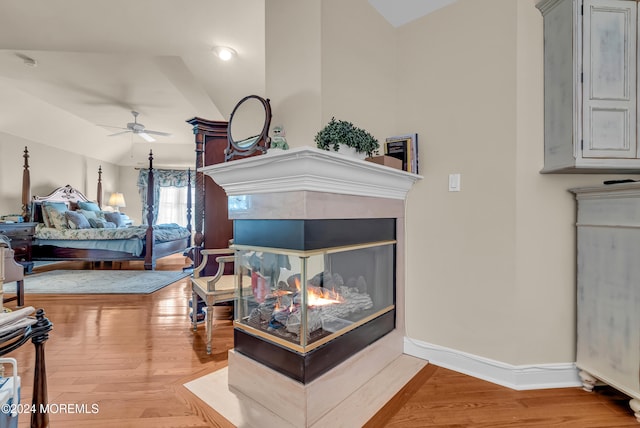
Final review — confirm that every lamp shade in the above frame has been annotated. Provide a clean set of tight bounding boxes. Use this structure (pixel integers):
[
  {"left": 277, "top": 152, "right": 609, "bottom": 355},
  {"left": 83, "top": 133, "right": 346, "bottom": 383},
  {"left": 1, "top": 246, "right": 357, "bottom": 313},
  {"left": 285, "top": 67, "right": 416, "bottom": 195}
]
[{"left": 108, "top": 192, "right": 126, "bottom": 208}]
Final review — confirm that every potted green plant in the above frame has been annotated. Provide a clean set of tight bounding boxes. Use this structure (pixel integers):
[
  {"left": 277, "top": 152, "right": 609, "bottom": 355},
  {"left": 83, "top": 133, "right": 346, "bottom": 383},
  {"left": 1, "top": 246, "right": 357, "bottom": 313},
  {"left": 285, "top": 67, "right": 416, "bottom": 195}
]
[{"left": 314, "top": 117, "right": 379, "bottom": 157}]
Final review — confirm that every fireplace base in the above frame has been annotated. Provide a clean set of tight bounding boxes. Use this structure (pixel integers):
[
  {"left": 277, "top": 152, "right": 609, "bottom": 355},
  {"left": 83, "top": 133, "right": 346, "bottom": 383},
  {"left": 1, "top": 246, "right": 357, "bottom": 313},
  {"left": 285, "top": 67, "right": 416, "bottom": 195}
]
[
  {"left": 234, "top": 309, "right": 395, "bottom": 384},
  {"left": 225, "top": 330, "right": 427, "bottom": 427}
]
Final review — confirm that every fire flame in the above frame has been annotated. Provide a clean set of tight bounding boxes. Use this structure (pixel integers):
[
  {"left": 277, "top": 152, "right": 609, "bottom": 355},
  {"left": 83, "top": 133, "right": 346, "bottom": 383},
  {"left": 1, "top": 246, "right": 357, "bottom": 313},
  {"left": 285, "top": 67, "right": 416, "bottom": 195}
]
[
  {"left": 307, "top": 286, "right": 342, "bottom": 306},
  {"left": 273, "top": 277, "right": 343, "bottom": 310}
]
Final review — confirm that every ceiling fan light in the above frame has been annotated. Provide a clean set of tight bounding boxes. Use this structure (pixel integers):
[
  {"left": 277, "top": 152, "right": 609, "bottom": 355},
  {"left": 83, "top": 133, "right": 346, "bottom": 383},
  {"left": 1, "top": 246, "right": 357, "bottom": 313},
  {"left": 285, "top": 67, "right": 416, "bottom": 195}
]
[
  {"left": 213, "top": 46, "right": 236, "bottom": 61},
  {"left": 139, "top": 132, "right": 155, "bottom": 142}
]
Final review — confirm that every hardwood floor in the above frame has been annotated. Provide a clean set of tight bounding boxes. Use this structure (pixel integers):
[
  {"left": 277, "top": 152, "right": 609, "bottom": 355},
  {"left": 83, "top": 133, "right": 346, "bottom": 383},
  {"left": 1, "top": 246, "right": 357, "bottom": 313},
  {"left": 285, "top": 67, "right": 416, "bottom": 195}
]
[
  {"left": 367, "top": 366, "right": 638, "bottom": 427},
  {"left": 4, "top": 255, "right": 638, "bottom": 427}
]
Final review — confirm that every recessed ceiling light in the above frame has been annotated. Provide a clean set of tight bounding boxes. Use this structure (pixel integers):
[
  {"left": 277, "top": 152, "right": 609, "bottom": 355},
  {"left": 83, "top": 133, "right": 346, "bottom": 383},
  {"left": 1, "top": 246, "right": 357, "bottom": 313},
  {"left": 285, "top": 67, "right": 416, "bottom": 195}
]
[{"left": 212, "top": 46, "right": 237, "bottom": 61}]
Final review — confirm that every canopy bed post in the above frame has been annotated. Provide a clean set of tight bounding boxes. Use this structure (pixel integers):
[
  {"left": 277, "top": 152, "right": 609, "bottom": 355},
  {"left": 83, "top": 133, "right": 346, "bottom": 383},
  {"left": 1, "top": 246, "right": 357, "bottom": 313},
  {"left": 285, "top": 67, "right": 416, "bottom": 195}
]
[
  {"left": 22, "top": 146, "right": 31, "bottom": 221},
  {"left": 186, "top": 168, "right": 192, "bottom": 236},
  {"left": 97, "top": 165, "right": 103, "bottom": 208},
  {"left": 144, "top": 150, "right": 155, "bottom": 270}
]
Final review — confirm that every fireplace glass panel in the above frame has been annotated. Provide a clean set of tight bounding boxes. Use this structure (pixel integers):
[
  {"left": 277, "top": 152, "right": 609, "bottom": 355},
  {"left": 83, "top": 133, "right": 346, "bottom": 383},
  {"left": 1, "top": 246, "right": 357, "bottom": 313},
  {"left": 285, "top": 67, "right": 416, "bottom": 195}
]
[{"left": 233, "top": 242, "right": 395, "bottom": 354}]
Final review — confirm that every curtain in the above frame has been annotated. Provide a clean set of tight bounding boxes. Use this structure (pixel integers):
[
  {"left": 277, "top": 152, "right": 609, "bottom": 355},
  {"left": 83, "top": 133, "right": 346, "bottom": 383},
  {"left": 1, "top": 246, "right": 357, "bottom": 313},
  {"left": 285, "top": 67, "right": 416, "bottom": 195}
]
[
  {"left": 156, "top": 186, "right": 194, "bottom": 227},
  {"left": 137, "top": 169, "right": 190, "bottom": 225}
]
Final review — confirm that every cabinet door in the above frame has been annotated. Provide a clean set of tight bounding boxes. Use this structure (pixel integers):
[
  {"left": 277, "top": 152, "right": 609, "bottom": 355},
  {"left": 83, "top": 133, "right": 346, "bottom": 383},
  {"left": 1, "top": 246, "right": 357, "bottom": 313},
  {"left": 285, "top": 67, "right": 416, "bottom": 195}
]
[
  {"left": 577, "top": 226, "right": 640, "bottom": 396},
  {"left": 582, "top": 0, "right": 637, "bottom": 159}
]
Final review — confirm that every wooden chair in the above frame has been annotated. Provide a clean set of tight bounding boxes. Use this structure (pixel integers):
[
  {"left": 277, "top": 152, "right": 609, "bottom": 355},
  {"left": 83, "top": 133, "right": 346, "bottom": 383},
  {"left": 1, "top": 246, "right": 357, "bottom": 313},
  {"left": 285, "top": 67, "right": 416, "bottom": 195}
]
[
  {"left": 190, "top": 249, "right": 236, "bottom": 354},
  {"left": 2, "top": 248, "right": 25, "bottom": 308}
]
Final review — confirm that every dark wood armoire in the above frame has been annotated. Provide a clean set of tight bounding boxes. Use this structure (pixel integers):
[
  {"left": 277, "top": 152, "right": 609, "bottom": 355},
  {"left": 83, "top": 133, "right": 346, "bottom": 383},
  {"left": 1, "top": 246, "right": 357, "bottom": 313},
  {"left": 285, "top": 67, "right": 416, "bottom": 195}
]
[{"left": 186, "top": 117, "right": 233, "bottom": 275}]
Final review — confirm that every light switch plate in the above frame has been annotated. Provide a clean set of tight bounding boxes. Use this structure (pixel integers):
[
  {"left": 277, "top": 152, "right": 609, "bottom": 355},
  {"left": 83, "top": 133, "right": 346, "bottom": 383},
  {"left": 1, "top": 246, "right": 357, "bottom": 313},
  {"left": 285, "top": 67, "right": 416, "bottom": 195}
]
[{"left": 448, "top": 173, "right": 461, "bottom": 192}]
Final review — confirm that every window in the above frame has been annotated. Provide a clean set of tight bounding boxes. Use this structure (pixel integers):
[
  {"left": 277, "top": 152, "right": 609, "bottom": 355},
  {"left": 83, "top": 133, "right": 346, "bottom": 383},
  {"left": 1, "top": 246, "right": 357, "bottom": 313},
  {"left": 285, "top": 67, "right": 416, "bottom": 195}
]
[
  {"left": 156, "top": 186, "right": 194, "bottom": 227},
  {"left": 137, "top": 168, "right": 192, "bottom": 226}
]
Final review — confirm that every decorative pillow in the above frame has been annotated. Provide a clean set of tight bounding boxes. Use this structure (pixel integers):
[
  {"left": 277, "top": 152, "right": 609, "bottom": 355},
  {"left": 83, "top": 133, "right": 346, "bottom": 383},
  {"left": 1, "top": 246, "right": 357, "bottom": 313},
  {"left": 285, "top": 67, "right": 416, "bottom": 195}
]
[
  {"left": 80, "top": 210, "right": 105, "bottom": 222},
  {"left": 77, "top": 201, "right": 101, "bottom": 212},
  {"left": 41, "top": 201, "right": 68, "bottom": 227},
  {"left": 65, "top": 211, "right": 91, "bottom": 229},
  {"left": 43, "top": 201, "right": 68, "bottom": 211},
  {"left": 40, "top": 208, "right": 51, "bottom": 228},
  {"left": 88, "top": 218, "right": 116, "bottom": 229},
  {"left": 45, "top": 206, "right": 69, "bottom": 229},
  {"left": 81, "top": 210, "right": 98, "bottom": 221},
  {"left": 103, "top": 212, "right": 125, "bottom": 227}
]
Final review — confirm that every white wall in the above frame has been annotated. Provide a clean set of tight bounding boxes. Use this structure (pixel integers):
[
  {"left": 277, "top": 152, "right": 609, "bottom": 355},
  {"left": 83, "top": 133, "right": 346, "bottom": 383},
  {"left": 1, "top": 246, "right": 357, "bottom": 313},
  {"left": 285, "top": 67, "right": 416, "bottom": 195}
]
[
  {"left": 266, "top": 0, "right": 397, "bottom": 145},
  {"left": 266, "top": 0, "right": 323, "bottom": 145},
  {"left": 119, "top": 166, "right": 142, "bottom": 225},
  {"left": 320, "top": 0, "right": 398, "bottom": 141},
  {"left": 398, "top": 0, "right": 520, "bottom": 363},
  {"left": 398, "top": 0, "right": 634, "bottom": 366},
  {"left": 0, "top": 135, "right": 119, "bottom": 217}
]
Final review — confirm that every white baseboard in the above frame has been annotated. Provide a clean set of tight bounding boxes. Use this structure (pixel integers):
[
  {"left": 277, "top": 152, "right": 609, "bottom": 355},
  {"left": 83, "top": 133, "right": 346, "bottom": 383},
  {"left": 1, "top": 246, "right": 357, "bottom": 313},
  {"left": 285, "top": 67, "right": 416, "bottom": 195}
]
[{"left": 404, "top": 337, "right": 582, "bottom": 391}]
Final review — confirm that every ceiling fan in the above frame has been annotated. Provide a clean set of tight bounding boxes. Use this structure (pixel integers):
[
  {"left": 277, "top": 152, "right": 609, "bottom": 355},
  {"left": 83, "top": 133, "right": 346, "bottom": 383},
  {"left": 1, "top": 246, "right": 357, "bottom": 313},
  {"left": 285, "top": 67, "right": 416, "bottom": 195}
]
[{"left": 104, "top": 111, "right": 171, "bottom": 142}]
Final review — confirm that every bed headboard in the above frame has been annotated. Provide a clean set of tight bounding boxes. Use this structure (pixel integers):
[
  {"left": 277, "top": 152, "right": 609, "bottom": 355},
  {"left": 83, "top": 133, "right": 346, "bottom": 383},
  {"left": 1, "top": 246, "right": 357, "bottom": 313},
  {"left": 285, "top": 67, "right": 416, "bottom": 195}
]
[
  {"left": 31, "top": 185, "right": 91, "bottom": 224},
  {"left": 21, "top": 147, "right": 104, "bottom": 222}
]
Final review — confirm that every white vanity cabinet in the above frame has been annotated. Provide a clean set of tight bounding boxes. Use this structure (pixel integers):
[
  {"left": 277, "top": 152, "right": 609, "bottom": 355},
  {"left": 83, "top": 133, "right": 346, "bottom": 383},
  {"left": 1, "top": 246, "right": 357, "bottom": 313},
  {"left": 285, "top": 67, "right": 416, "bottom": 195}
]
[
  {"left": 537, "top": 0, "right": 640, "bottom": 173},
  {"left": 570, "top": 183, "right": 640, "bottom": 422}
]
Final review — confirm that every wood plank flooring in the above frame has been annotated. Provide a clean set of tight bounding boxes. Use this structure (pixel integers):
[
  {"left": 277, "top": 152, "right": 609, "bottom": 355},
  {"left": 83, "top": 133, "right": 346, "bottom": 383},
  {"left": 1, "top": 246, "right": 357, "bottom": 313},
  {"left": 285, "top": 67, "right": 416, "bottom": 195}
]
[{"left": 4, "top": 255, "right": 638, "bottom": 427}]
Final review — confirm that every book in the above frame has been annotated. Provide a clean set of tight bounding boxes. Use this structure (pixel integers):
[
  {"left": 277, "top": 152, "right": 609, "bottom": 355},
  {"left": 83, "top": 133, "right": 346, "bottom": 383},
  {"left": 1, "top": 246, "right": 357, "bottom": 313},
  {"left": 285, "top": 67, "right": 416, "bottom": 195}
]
[
  {"left": 385, "top": 134, "right": 419, "bottom": 173},
  {"left": 385, "top": 139, "right": 409, "bottom": 171}
]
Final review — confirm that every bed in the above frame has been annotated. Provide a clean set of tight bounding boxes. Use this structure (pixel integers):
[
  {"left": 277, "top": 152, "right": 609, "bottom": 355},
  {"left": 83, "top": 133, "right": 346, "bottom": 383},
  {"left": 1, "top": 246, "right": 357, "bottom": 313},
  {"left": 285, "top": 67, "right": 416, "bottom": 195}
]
[{"left": 23, "top": 149, "right": 191, "bottom": 270}]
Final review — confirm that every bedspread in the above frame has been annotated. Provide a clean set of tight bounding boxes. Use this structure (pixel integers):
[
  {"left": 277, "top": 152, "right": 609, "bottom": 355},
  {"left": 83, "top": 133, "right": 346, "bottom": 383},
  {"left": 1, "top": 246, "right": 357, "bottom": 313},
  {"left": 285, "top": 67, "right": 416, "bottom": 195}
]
[{"left": 35, "top": 223, "right": 190, "bottom": 242}]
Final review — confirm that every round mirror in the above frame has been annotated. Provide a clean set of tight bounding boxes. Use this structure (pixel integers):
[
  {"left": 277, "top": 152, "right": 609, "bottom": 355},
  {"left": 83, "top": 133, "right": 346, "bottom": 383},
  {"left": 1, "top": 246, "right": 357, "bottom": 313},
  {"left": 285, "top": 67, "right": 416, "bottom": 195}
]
[{"left": 225, "top": 95, "right": 272, "bottom": 161}]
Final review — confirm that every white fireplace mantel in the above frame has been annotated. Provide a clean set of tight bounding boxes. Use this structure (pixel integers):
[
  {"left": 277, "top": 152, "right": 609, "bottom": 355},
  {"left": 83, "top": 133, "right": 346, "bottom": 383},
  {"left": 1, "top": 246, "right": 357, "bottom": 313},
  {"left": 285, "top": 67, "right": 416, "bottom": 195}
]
[{"left": 199, "top": 146, "right": 422, "bottom": 200}]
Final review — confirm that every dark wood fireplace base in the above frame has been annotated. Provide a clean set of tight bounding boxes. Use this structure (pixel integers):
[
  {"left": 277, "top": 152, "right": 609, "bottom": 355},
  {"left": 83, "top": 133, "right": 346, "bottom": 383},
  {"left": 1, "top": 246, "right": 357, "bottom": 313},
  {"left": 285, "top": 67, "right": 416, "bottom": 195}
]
[{"left": 234, "top": 310, "right": 395, "bottom": 384}]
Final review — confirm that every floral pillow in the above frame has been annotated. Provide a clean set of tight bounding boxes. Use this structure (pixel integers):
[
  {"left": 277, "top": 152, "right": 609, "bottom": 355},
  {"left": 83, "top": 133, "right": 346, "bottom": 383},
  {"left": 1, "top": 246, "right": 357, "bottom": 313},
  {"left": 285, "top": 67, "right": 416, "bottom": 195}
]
[
  {"left": 41, "top": 201, "right": 68, "bottom": 228},
  {"left": 44, "top": 206, "right": 69, "bottom": 229},
  {"left": 80, "top": 210, "right": 105, "bottom": 224}
]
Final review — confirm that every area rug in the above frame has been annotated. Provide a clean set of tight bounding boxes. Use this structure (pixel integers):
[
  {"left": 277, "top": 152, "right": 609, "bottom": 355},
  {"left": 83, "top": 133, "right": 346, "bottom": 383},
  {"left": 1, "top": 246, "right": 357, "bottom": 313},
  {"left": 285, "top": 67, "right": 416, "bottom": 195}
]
[{"left": 3, "top": 270, "right": 190, "bottom": 294}]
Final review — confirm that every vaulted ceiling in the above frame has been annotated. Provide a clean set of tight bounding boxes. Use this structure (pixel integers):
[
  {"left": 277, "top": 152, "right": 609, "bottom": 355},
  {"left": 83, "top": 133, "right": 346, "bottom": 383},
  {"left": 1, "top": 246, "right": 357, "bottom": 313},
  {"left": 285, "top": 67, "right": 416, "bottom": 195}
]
[
  {"left": 0, "top": 0, "right": 266, "bottom": 167},
  {"left": 0, "top": 0, "right": 456, "bottom": 168}
]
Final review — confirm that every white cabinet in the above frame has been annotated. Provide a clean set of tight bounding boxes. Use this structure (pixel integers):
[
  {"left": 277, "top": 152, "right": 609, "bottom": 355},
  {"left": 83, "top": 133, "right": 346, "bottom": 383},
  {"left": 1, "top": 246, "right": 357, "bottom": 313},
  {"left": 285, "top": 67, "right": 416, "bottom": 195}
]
[
  {"left": 537, "top": 0, "right": 640, "bottom": 173},
  {"left": 570, "top": 182, "right": 640, "bottom": 422}
]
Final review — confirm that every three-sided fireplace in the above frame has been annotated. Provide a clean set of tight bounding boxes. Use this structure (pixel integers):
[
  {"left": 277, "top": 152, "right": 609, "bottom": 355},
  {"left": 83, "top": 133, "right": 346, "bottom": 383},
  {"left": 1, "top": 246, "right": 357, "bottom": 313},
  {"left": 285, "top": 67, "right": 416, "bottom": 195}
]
[
  {"left": 200, "top": 147, "right": 422, "bottom": 427},
  {"left": 232, "top": 218, "right": 396, "bottom": 383}
]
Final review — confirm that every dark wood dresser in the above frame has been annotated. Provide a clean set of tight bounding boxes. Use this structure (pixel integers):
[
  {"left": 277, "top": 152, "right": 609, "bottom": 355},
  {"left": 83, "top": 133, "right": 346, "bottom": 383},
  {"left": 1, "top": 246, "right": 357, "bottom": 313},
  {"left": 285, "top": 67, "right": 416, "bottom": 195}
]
[
  {"left": 186, "top": 117, "right": 233, "bottom": 275},
  {"left": 0, "top": 222, "right": 37, "bottom": 272}
]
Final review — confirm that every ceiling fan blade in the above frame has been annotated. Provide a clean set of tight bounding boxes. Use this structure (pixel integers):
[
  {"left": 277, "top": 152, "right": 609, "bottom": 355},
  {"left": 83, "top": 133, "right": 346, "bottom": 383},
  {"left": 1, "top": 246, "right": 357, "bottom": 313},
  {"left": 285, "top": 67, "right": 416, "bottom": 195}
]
[
  {"left": 108, "top": 130, "right": 132, "bottom": 137},
  {"left": 101, "top": 112, "right": 167, "bottom": 142},
  {"left": 143, "top": 130, "right": 172, "bottom": 137},
  {"left": 99, "top": 125, "right": 129, "bottom": 131},
  {"left": 138, "top": 132, "right": 156, "bottom": 142}
]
